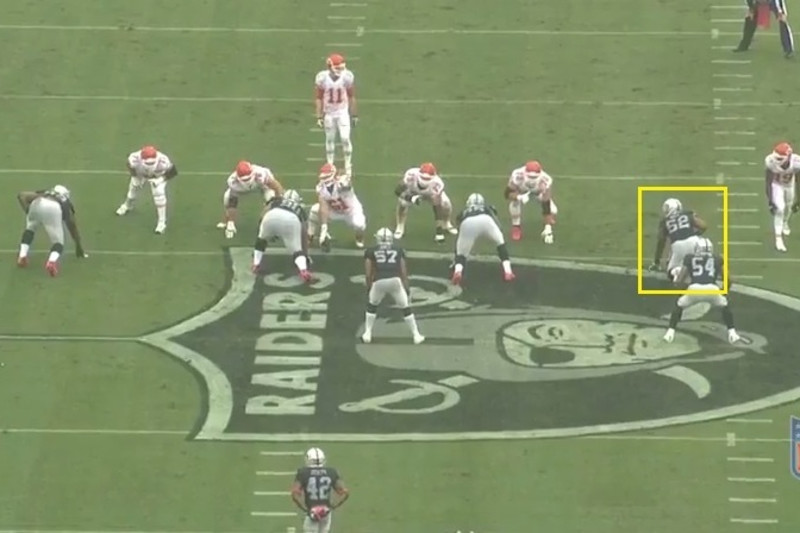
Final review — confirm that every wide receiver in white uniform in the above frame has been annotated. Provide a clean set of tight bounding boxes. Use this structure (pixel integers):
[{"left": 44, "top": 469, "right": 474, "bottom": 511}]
[
  {"left": 393, "top": 162, "right": 458, "bottom": 242},
  {"left": 315, "top": 53, "right": 358, "bottom": 174},
  {"left": 216, "top": 160, "right": 284, "bottom": 239},
  {"left": 451, "top": 193, "right": 515, "bottom": 285},
  {"left": 764, "top": 141, "right": 800, "bottom": 252},
  {"left": 116, "top": 145, "right": 178, "bottom": 234},
  {"left": 505, "top": 160, "right": 558, "bottom": 243},
  {"left": 307, "top": 163, "right": 366, "bottom": 250}
]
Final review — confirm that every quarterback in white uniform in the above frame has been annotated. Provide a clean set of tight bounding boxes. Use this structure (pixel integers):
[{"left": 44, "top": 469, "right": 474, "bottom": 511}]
[
  {"left": 315, "top": 53, "right": 358, "bottom": 174},
  {"left": 217, "top": 160, "right": 284, "bottom": 239},
  {"left": 116, "top": 145, "right": 178, "bottom": 234},
  {"left": 393, "top": 163, "right": 458, "bottom": 243},
  {"left": 451, "top": 193, "right": 515, "bottom": 285},
  {"left": 307, "top": 163, "right": 366, "bottom": 250},
  {"left": 504, "top": 160, "right": 558, "bottom": 243},
  {"left": 764, "top": 141, "right": 800, "bottom": 252}
]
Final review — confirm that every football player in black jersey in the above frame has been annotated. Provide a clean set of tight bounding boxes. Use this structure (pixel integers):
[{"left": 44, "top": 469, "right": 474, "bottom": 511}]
[
  {"left": 291, "top": 447, "right": 349, "bottom": 533},
  {"left": 17, "top": 185, "right": 87, "bottom": 277}
]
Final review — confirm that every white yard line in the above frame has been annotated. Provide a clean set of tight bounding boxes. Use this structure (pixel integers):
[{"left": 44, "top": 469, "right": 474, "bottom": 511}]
[
  {"left": 729, "top": 497, "right": 778, "bottom": 503},
  {"left": 255, "top": 471, "right": 295, "bottom": 476},
  {"left": 0, "top": 168, "right": 766, "bottom": 181},
  {"left": 727, "top": 457, "right": 775, "bottom": 463},
  {"left": 727, "top": 477, "right": 776, "bottom": 483},
  {"left": 729, "top": 518, "right": 779, "bottom": 524},
  {"left": 250, "top": 512, "right": 295, "bottom": 517},
  {"left": 254, "top": 491, "right": 290, "bottom": 496},
  {"left": 727, "top": 418, "right": 774, "bottom": 424},
  {"left": 260, "top": 451, "right": 302, "bottom": 456}
]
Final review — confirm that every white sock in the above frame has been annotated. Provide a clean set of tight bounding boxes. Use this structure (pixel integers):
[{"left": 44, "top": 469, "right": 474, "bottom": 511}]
[
  {"left": 501, "top": 259, "right": 511, "bottom": 274},
  {"left": 47, "top": 250, "right": 61, "bottom": 263},
  {"left": 454, "top": 263, "right": 464, "bottom": 274},
  {"left": 156, "top": 205, "right": 167, "bottom": 224},
  {"left": 19, "top": 243, "right": 30, "bottom": 258},
  {"left": 325, "top": 139, "right": 335, "bottom": 164},
  {"left": 543, "top": 223, "right": 553, "bottom": 234},
  {"left": 404, "top": 314, "right": 420, "bottom": 336},
  {"left": 294, "top": 255, "right": 308, "bottom": 271},
  {"left": 364, "top": 311, "right": 377, "bottom": 334},
  {"left": 774, "top": 212, "right": 784, "bottom": 235},
  {"left": 509, "top": 201, "right": 521, "bottom": 225},
  {"left": 253, "top": 250, "right": 264, "bottom": 265}
]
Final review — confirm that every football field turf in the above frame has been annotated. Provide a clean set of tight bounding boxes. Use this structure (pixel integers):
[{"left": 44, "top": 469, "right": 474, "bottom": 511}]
[{"left": 1, "top": 1, "right": 799, "bottom": 532}]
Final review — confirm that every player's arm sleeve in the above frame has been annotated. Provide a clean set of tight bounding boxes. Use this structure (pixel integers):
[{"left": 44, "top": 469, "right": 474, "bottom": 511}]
[
  {"left": 394, "top": 182, "right": 407, "bottom": 197},
  {"left": 653, "top": 221, "right": 667, "bottom": 263},
  {"left": 765, "top": 169, "right": 773, "bottom": 203},
  {"left": 165, "top": 164, "right": 178, "bottom": 179}
]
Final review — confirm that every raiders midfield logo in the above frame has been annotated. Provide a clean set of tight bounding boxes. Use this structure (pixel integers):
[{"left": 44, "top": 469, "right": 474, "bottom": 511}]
[{"left": 141, "top": 248, "right": 800, "bottom": 442}]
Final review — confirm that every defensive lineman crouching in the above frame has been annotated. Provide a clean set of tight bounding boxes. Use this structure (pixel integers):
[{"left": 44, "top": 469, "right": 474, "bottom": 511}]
[
  {"left": 505, "top": 161, "right": 558, "bottom": 243},
  {"left": 117, "top": 145, "right": 178, "bottom": 234},
  {"left": 393, "top": 163, "right": 458, "bottom": 242},
  {"left": 218, "top": 160, "right": 284, "bottom": 239},
  {"left": 362, "top": 228, "right": 425, "bottom": 345},
  {"left": 17, "top": 185, "right": 88, "bottom": 277},
  {"left": 252, "top": 190, "right": 313, "bottom": 283},
  {"left": 663, "top": 237, "right": 740, "bottom": 344},
  {"left": 451, "top": 193, "right": 515, "bottom": 285}
]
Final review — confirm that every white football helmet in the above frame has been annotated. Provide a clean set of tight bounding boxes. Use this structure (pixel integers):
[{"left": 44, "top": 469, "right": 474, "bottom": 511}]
[
  {"left": 305, "top": 447, "right": 326, "bottom": 467},
  {"left": 466, "top": 193, "right": 485, "bottom": 207},
  {"left": 694, "top": 237, "right": 713, "bottom": 255},
  {"left": 52, "top": 185, "right": 70, "bottom": 200},
  {"left": 375, "top": 227, "right": 394, "bottom": 245},
  {"left": 283, "top": 189, "right": 302, "bottom": 203},
  {"left": 662, "top": 198, "right": 682, "bottom": 216}
]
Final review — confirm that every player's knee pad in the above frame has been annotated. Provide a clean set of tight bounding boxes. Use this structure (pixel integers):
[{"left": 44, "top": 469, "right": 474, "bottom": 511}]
[
  {"left": 366, "top": 303, "right": 378, "bottom": 313},
  {"left": 496, "top": 244, "right": 509, "bottom": 261},
  {"left": 308, "top": 204, "right": 320, "bottom": 224}
]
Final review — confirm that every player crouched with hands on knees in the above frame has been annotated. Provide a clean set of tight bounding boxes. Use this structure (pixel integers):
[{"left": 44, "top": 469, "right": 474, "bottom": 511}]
[
  {"left": 362, "top": 228, "right": 425, "bottom": 345},
  {"left": 291, "top": 447, "right": 349, "bottom": 533},
  {"left": 218, "top": 160, "right": 284, "bottom": 239},
  {"left": 663, "top": 237, "right": 740, "bottom": 344},
  {"left": 650, "top": 198, "right": 707, "bottom": 283},
  {"left": 451, "top": 193, "right": 515, "bottom": 285},
  {"left": 505, "top": 160, "right": 558, "bottom": 243},
  {"left": 117, "top": 145, "right": 178, "bottom": 234},
  {"left": 307, "top": 163, "right": 366, "bottom": 251},
  {"left": 393, "top": 162, "right": 458, "bottom": 242},
  {"left": 252, "top": 189, "right": 313, "bottom": 283},
  {"left": 17, "top": 185, "right": 88, "bottom": 277}
]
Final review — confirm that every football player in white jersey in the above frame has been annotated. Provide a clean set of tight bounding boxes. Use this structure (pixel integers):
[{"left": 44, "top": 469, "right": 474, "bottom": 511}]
[
  {"left": 315, "top": 53, "right": 358, "bottom": 174},
  {"left": 307, "top": 163, "right": 367, "bottom": 250},
  {"left": 764, "top": 141, "right": 800, "bottom": 252},
  {"left": 505, "top": 161, "right": 558, "bottom": 244},
  {"left": 216, "top": 160, "right": 284, "bottom": 239},
  {"left": 393, "top": 163, "right": 458, "bottom": 243},
  {"left": 116, "top": 145, "right": 178, "bottom": 234}
]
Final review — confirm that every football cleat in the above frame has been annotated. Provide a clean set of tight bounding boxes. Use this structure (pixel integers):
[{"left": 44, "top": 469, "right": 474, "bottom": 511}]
[
  {"left": 503, "top": 271, "right": 516, "bottom": 282},
  {"left": 299, "top": 270, "right": 312, "bottom": 283},
  {"left": 663, "top": 329, "right": 675, "bottom": 343},
  {"left": 413, "top": 334, "right": 426, "bottom": 345},
  {"left": 451, "top": 271, "right": 462, "bottom": 285},
  {"left": 393, "top": 226, "right": 405, "bottom": 239},
  {"left": 216, "top": 222, "right": 226, "bottom": 229},
  {"left": 783, "top": 223, "right": 791, "bottom": 236},
  {"left": 511, "top": 225, "right": 522, "bottom": 241},
  {"left": 361, "top": 331, "right": 372, "bottom": 344},
  {"left": 17, "top": 256, "right": 28, "bottom": 268},
  {"left": 776, "top": 237, "right": 787, "bottom": 252},
  {"left": 45, "top": 261, "right": 58, "bottom": 277},
  {"left": 154, "top": 221, "right": 166, "bottom": 234},
  {"left": 116, "top": 203, "right": 130, "bottom": 216}
]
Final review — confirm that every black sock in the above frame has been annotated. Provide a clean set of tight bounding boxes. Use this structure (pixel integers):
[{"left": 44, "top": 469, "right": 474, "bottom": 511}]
[
  {"left": 20, "top": 229, "right": 34, "bottom": 245},
  {"left": 668, "top": 306, "right": 683, "bottom": 329},
  {"left": 721, "top": 306, "right": 735, "bottom": 329}
]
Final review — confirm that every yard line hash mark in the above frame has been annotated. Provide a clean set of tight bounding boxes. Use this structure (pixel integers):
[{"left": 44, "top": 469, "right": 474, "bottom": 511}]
[
  {"left": 729, "top": 518, "right": 779, "bottom": 524},
  {"left": 727, "top": 457, "right": 775, "bottom": 463},
  {"left": 729, "top": 497, "right": 778, "bottom": 503},
  {"left": 727, "top": 418, "right": 774, "bottom": 423},
  {"left": 727, "top": 477, "right": 776, "bottom": 483},
  {"left": 250, "top": 511, "right": 296, "bottom": 517},
  {"left": 256, "top": 471, "right": 295, "bottom": 476},
  {"left": 254, "top": 491, "right": 290, "bottom": 496}
]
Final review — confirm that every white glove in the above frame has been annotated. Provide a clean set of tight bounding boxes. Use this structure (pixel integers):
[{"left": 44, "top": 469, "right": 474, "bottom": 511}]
[
  {"left": 517, "top": 192, "right": 530, "bottom": 205},
  {"left": 316, "top": 117, "right": 324, "bottom": 128},
  {"left": 225, "top": 220, "right": 237, "bottom": 239},
  {"left": 319, "top": 224, "right": 331, "bottom": 243}
]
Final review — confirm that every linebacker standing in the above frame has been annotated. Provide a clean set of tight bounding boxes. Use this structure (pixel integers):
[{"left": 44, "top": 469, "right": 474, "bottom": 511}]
[
  {"left": 451, "top": 193, "right": 515, "bottom": 285},
  {"left": 734, "top": 0, "right": 794, "bottom": 58},
  {"left": 362, "top": 228, "right": 425, "bottom": 345},
  {"left": 16, "top": 185, "right": 88, "bottom": 277}
]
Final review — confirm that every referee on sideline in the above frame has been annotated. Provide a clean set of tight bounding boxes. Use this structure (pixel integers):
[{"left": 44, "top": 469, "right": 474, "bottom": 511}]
[{"left": 734, "top": 0, "right": 794, "bottom": 58}]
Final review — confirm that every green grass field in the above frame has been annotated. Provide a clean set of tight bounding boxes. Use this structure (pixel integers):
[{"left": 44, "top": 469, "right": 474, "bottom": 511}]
[{"left": 1, "top": 1, "right": 799, "bottom": 532}]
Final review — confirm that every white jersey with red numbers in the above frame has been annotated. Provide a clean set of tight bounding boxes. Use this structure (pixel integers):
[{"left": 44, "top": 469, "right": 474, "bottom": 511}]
[
  {"left": 508, "top": 165, "right": 553, "bottom": 196},
  {"left": 226, "top": 165, "right": 275, "bottom": 195},
  {"left": 316, "top": 174, "right": 360, "bottom": 213},
  {"left": 765, "top": 153, "right": 800, "bottom": 186},
  {"left": 127, "top": 150, "right": 173, "bottom": 179},
  {"left": 315, "top": 69, "right": 355, "bottom": 115},
  {"left": 403, "top": 167, "right": 445, "bottom": 198}
]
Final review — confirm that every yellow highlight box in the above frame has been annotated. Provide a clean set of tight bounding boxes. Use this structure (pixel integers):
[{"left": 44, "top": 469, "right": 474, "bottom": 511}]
[{"left": 637, "top": 186, "right": 728, "bottom": 296}]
